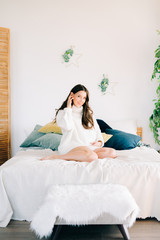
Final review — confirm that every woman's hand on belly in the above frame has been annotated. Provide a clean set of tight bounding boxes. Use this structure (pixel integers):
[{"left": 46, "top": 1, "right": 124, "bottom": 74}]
[{"left": 90, "top": 141, "right": 102, "bottom": 147}]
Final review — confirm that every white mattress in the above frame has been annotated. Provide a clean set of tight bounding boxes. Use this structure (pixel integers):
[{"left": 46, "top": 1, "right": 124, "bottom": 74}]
[{"left": 0, "top": 146, "right": 160, "bottom": 227}]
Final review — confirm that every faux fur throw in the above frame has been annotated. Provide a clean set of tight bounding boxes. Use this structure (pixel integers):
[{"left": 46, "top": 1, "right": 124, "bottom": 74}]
[{"left": 30, "top": 184, "right": 139, "bottom": 239}]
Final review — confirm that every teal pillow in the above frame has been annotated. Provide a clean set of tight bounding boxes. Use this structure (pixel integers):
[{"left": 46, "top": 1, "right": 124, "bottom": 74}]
[
  {"left": 32, "top": 133, "right": 62, "bottom": 150},
  {"left": 20, "top": 125, "right": 45, "bottom": 147}
]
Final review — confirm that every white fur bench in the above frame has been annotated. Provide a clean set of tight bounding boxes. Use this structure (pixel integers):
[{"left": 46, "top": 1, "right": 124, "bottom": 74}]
[{"left": 31, "top": 184, "right": 139, "bottom": 240}]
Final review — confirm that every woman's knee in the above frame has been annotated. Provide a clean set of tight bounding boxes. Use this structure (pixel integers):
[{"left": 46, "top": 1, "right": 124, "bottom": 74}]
[
  {"left": 109, "top": 148, "right": 117, "bottom": 158},
  {"left": 86, "top": 151, "right": 98, "bottom": 162}
]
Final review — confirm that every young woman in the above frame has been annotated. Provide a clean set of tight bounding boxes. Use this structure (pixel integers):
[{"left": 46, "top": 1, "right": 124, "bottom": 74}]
[{"left": 41, "top": 84, "right": 116, "bottom": 162}]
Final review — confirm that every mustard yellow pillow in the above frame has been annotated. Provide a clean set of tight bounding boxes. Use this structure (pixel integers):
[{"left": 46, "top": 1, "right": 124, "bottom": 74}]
[
  {"left": 38, "top": 122, "right": 62, "bottom": 134},
  {"left": 102, "top": 133, "right": 112, "bottom": 143}
]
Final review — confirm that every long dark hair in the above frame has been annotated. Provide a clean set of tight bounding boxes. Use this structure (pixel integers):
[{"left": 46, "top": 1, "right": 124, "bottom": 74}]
[{"left": 55, "top": 84, "right": 94, "bottom": 129}]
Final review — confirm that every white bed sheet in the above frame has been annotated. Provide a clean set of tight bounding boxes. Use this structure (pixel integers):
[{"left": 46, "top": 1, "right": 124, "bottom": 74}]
[{"left": 0, "top": 146, "right": 160, "bottom": 227}]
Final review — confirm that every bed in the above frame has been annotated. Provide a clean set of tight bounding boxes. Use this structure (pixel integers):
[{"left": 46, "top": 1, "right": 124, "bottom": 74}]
[{"left": 0, "top": 121, "right": 160, "bottom": 229}]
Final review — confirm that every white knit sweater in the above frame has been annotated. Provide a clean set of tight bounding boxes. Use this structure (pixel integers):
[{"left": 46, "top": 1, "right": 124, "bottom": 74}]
[{"left": 56, "top": 105, "right": 104, "bottom": 154}]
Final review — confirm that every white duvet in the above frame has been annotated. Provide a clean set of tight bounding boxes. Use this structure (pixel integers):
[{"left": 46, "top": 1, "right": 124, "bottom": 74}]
[{"left": 0, "top": 146, "right": 160, "bottom": 227}]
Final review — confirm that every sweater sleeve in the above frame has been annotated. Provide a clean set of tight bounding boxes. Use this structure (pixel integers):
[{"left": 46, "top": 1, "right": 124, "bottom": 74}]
[
  {"left": 56, "top": 108, "right": 74, "bottom": 131},
  {"left": 93, "top": 116, "right": 104, "bottom": 147}
]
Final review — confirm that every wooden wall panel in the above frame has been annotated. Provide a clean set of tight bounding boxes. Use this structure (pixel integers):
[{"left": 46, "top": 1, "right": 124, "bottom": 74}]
[{"left": 0, "top": 27, "right": 11, "bottom": 165}]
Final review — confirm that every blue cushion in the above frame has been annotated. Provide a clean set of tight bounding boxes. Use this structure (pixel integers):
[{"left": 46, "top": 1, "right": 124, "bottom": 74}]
[
  {"left": 104, "top": 129, "right": 141, "bottom": 150},
  {"left": 96, "top": 119, "right": 112, "bottom": 132},
  {"left": 32, "top": 133, "right": 62, "bottom": 150},
  {"left": 20, "top": 125, "right": 45, "bottom": 147}
]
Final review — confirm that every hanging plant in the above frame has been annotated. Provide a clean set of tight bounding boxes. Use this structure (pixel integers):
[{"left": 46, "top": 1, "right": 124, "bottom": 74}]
[
  {"left": 62, "top": 48, "right": 74, "bottom": 63},
  {"left": 149, "top": 30, "right": 160, "bottom": 145},
  {"left": 99, "top": 74, "right": 109, "bottom": 94}
]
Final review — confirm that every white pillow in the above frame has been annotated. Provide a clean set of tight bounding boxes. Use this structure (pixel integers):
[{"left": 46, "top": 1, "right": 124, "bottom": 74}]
[{"left": 107, "top": 119, "right": 137, "bottom": 135}]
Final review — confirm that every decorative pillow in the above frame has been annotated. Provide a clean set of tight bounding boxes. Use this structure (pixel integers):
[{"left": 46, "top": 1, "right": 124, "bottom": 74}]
[
  {"left": 102, "top": 133, "right": 113, "bottom": 143},
  {"left": 20, "top": 125, "right": 45, "bottom": 147},
  {"left": 104, "top": 129, "right": 141, "bottom": 150},
  {"left": 32, "top": 133, "right": 62, "bottom": 150},
  {"left": 38, "top": 122, "right": 62, "bottom": 134},
  {"left": 96, "top": 119, "right": 112, "bottom": 132}
]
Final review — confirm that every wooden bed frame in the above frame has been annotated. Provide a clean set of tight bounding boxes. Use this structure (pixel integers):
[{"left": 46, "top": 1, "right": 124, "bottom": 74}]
[{"left": 137, "top": 127, "right": 142, "bottom": 140}]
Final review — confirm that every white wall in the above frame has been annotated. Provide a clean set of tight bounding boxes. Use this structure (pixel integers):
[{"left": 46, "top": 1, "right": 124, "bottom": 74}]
[{"left": 0, "top": 0, "right": 160, "bottom": 156}]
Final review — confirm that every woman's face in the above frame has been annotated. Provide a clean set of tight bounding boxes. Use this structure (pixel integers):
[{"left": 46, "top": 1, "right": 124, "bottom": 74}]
[{"left": 71, "top": 90, "right": 87, "bottom": 108}]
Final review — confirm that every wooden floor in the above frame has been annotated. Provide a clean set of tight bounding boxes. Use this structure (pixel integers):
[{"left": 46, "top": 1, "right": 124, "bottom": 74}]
[{"left": 0, "top": 218, "right": 159, "bottom": 240}]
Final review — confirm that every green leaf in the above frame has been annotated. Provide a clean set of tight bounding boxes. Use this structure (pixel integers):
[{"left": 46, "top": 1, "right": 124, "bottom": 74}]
[{"left": 155, "top": 50, "right": 160, "bottom": 58}]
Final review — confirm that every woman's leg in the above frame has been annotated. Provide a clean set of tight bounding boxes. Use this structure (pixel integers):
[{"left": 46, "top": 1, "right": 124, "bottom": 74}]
[
  {"left": 94, "top": 147, "right": 117, "bottom": 159},
  {"left": 40, "top": 146, "right": 98, "bottom": 162}
]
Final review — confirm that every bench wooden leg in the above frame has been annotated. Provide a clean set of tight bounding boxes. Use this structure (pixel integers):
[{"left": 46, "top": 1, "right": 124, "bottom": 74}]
[
  {"left": 49, "top": 224, "right": 130, "bottom": 240},
  {"left": 117, "top": 224, "right": 130, "bottom": 240},
  {"left": 50, "top": 225, "right": 62, "bottom": 240}
]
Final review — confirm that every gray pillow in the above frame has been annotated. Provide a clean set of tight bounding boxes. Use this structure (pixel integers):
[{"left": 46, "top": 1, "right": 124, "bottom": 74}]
[
  {"left": 32, "top": 133, "right": 62, "bottom": 150},
  {"left": 20, "top": 125, "right": 45, "bottom": 147}
]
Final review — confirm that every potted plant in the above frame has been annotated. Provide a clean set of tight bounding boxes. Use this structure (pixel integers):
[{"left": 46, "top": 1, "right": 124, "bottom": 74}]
[{"left": 149, "top": 30, "right": 160, "bottom": 145}]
